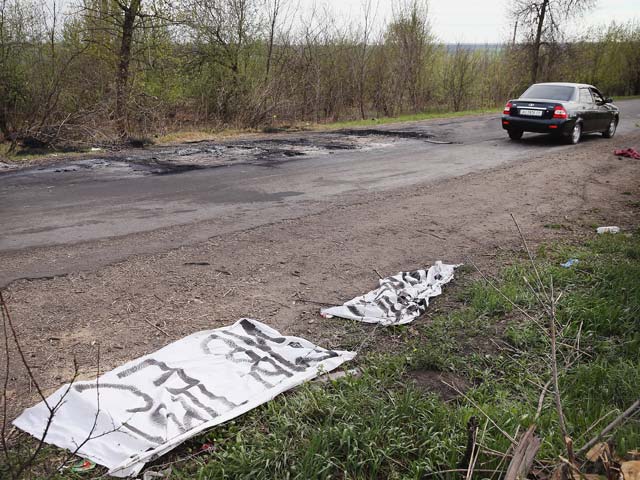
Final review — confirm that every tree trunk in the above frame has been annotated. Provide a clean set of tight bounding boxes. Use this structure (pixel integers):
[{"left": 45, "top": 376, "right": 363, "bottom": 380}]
[
  {"left": 0, "top": 107, "right": 9, "bottom": 141},
  {"left": 115, "top": 0, "right": 141, "bottom": 138},
  {"left": 265, "top": 0, "right": 278, "bottom": 82},
  {"left": 358, "top": 46, "right": 367, "bottom": 120},
  {"left": 531, "top": 0, "right": 548, "bottom": 84}
]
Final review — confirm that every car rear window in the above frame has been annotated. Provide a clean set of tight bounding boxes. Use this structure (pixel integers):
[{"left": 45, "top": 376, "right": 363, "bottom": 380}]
[{"left": 520, "top": 85, "right": 576, "bottom": 101}]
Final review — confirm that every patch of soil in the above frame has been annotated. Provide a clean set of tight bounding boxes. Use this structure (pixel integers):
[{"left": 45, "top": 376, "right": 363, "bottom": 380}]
[{"left": 407, "top": 370, "right": 470, "bottom": 401}]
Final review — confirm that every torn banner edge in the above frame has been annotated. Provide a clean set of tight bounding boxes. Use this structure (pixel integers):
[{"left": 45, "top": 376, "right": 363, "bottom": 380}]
[{"left": 14, "top": 319, "right": 356, "bottom": 478}]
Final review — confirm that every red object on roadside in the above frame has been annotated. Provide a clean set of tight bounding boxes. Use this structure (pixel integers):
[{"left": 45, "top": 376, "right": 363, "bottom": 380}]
[
  {"left": 71, "top": 459, "right": 96, "bottom": 473},
  {"left": 200, "top": 443, "right": 215, "bottom": 452},
  {"left": 614, "top": 148, "right": 640, "bottom": 159}
]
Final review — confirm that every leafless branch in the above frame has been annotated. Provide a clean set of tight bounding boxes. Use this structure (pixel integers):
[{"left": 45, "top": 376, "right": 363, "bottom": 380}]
[{"left": 577, "top": 397, "right": 640, "bottom": 457}]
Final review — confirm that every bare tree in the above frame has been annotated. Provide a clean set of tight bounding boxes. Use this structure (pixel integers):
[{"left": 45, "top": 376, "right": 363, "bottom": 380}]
[
  {"left": 0, "top": 0, "right": 33, "bottom": 142},
  {"left": 79, "top": 0, "right": 173, "bottom": 138},
  {"left": 114, "top": 0, "right": 142, "bottom": 137},
  {"left": 510, "top": 0, "right": 596, "bottom": 83},
  {"left": 185, "top": 0, "right": 262, "bottom": 123},
  {"left": 0, "top": 0, "right": 11, "bottom": 139},
  {"left": 444, "top": 44, "right": 478, "bottom": 112},
  {"left": 356, "top": 0, "right": 377, "bottom": 119},
  {"left": 386, "top": 0, "right": 434, "bottom": 112},
  {"left": 264, "top": 0, "right": 281, "bottom": 81},
  {"left": 0, "top": 0, "right": 81, "bottom": 146}
]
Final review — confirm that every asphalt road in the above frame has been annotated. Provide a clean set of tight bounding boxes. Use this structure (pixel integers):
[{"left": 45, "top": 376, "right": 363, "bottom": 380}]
[{"left": 1, "top": 101, "right": 639, "bottom": 285}]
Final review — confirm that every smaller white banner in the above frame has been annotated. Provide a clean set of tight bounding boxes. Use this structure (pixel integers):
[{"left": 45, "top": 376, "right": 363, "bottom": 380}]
[
  {"left": 14, "top": 319, "right": 355, "bottom": 477},
  {"left": 321, "top": 262, "right": 459, "bottom": 325}
]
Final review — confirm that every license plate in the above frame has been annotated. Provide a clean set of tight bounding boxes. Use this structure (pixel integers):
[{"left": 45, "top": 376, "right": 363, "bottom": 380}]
[{"left": 519, "top": 109, "right": 543, "bottom": 117}]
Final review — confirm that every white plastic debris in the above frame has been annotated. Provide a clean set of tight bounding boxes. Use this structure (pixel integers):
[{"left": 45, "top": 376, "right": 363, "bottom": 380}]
[
  {"left": 596, "top": 226, "right": 620, "bottom": 234},
  {"left": 13, "top": 319, "right": 355, "bottom": 477},
  {"left": 321, "top": 261, "right": 459, "bottom": 326},
  {"left": 142, "top": 467, "right": 172, "bottom": 480},
  {"left": 315, "top": 368, "right": 361, "bottom": 383},
  {"left": 560, "top": 258, "right": 579, "bottom": 268}
]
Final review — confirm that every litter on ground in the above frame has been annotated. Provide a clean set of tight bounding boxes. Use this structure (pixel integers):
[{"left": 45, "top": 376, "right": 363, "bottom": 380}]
[
  {"left": 320, "top": 261, "right": 459, "bottom": 326},
  {"left": 71, "top": 459, "right": 96, "bottom": 473},
  {"left": 560, "top": 258, "right": 580, "bottom": 268},
  {"left": 13, "top": 319, "right": 355, "bottom": 478},
  {"left": 142, "top": 467, "right": 172, "bottom": 480},
  {"left": 596, "top": 226, "right": 620, "bottom": 234},
  {"left": 614, "top": 148, "right": 640, "bottom": 159}
]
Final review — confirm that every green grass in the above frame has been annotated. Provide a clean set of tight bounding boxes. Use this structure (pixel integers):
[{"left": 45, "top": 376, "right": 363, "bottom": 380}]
[
  {"left": 614, "top": 95, "right": 640, "bottom": 101},
  {"left": 157, "top": 232, "right": 639, "bottom": 479},
  {"left": 320, "top": 107, "right": 499, "bottom": 130}
]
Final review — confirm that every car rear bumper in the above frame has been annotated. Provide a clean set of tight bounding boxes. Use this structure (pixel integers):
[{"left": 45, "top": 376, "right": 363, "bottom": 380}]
[{"left": 501, "top": 116, "right": 575, "bottom": 135}]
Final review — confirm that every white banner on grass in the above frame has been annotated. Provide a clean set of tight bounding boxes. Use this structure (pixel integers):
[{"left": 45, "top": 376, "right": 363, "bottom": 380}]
[
  {"left": 14, "top": 319, "right": 355, "bottom": 477},
  {"left": 321, "top": 261, "right": 459, "bottom": 326}
]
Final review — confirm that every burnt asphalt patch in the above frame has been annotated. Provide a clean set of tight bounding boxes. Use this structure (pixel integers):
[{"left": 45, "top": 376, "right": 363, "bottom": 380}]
[
  {"left": 0, "top": 126, "right": 453, "bottom": 180},
  {"left": 336, "top": 128, "right": 455, "bottom": 144},
  {"left": 337, "top": 128, "right": 434, "bottom": 139}
]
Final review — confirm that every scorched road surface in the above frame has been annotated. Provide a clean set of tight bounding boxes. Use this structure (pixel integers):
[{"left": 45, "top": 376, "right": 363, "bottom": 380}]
[{"left": 1, "top": 100, "right": 640, "bottom": 286}]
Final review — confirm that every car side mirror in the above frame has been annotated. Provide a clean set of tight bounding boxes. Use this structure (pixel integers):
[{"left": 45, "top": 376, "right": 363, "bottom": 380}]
[{"left": 604, "top": 97, "right": 613, "bottom": 103}]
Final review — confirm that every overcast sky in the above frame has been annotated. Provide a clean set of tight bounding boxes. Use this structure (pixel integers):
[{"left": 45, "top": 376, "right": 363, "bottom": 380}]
[{"left": 296, "top": 0, "right": 640, "bottom": 43}]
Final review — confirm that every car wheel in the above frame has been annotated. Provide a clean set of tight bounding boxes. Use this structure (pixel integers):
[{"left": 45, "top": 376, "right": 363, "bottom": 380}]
[
  {"left": 508, "top": 129, "right": 523, "bottom": 140},
  {"left": 568, "top": 122, "right": 581, "bottom": 144},
  {"left": 602, "top": 118, "right": 617, "bottom": 138}
]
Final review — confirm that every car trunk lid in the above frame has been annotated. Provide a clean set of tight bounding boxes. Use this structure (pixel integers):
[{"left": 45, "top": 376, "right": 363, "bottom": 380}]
[{"left": 509, "top": 100, "right": 558, "bottom": 119}]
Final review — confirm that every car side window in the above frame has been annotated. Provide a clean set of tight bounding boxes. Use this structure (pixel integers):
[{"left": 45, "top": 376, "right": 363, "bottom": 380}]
[
  {"left": 579, "top": 88, "right": 594, "bottom": 104},
  {"left": 590, "top": 88, "right": 604, "bottom": 104}
]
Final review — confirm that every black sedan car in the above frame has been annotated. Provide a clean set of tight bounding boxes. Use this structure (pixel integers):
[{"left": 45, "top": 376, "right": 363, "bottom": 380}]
[{"left": 501, "top": 82, "right": 619, "bottom": 144}]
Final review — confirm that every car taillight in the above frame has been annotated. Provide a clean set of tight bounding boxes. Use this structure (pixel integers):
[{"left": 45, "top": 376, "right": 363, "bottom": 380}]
[
  {"left": 503, "top": 102, "right": 512, "bottom": 115},
  {"left": 553, "top": 105, "right": 568, "bottom": 119}
]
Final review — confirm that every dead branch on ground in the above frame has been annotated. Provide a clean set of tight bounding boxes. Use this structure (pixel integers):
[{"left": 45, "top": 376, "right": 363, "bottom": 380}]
[
  {"left": 504, "top": 425, "right": 541, "bottom": 480},
  {"left": 577, "top": 397, "right": 640, "bottom": 457}
]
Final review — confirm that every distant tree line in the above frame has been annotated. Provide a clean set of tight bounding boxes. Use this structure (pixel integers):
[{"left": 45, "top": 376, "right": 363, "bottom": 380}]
[{"left": 0, "top": 0, "right": 638, "bottom": 147}]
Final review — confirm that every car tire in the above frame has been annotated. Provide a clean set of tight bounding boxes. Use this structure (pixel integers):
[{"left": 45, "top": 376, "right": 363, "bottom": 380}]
[
  {"left": 568, "top": 122, "right": 581, "bottom": 145},
  {"left": 508, "top": 129, "right": 523, "bottom": 140},
  {"left": 602, "top": 118, "right": 617, "bottom": 138}
]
